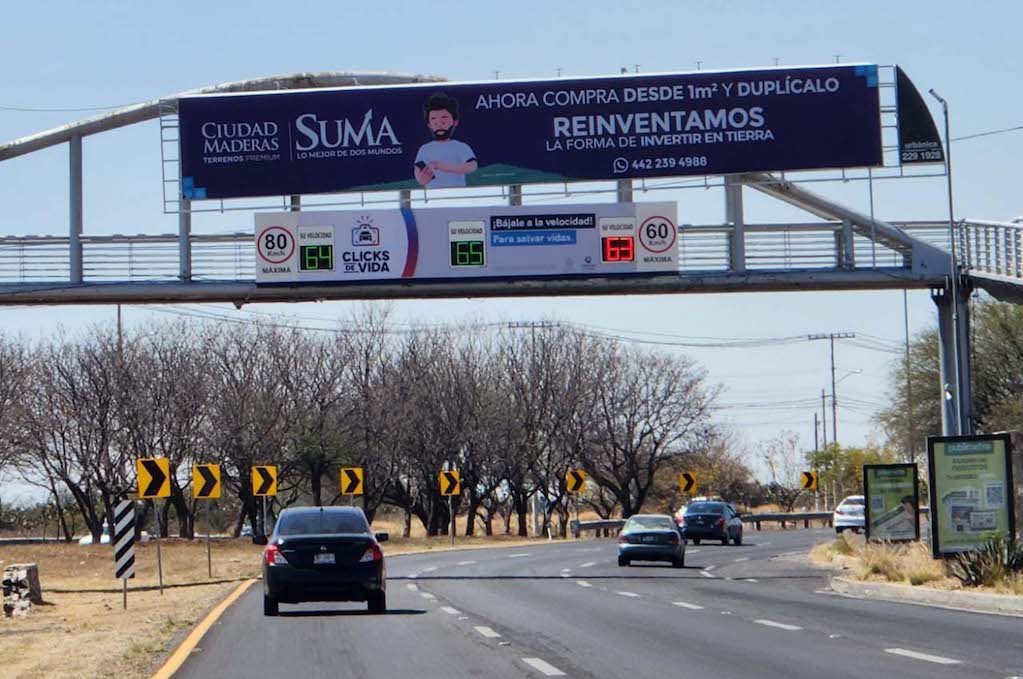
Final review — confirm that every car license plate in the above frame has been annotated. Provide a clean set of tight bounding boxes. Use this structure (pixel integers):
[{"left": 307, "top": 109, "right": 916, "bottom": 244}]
[
  {"left": 641, "top": 535, "right": 657, "bottom": 543},
  {"left": 313, "top": 553, "right": 335, "bottom": 565}
]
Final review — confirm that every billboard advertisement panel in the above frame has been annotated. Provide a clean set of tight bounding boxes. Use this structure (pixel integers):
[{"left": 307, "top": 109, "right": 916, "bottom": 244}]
[
  {"left": 927, "top": 434, "right": 1017, "bottom": 557},
  {"left": 181, "top": 65, "right": 883, "bottom": 200},
  {"left": 864, "top": 463, "right": 919, "bottom": 542},
  {"left": 253, "top": 201, "right": 677, "bottom": 285}
]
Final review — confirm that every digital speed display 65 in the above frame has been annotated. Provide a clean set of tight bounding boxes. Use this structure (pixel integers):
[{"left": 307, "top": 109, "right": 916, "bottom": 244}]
[{"left": 254, "top": 202, "right": 677, "bottom": 285}]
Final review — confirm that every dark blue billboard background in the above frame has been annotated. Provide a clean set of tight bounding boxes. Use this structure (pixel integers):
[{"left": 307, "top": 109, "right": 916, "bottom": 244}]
[{"left": 178, "top": 65, "right": 882, "bottom": 200}]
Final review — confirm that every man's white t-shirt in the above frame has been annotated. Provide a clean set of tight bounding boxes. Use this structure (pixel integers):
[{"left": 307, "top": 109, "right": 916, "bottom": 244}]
[{"left": 415, "top": 140, "right": 476, "bottom": 188}]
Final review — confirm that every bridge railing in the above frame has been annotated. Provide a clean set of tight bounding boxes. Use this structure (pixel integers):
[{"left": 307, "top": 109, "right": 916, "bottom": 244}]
[
  {"left": 0, "top": 222, "right": 951, "bottom": 284},
  {"left": 959, "top": 219, "right": 1023, "bottom": 280}
]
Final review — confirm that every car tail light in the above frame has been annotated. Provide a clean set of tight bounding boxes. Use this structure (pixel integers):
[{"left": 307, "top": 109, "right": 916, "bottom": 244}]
[
  {"left": 360, "top": 543, "right": 383, "bottom": 563},
  {"left": 715, "top": 517, "right": 725, "bottom": 526},
  {"left": 617, "top": 535, "right": 631, "bottom": 544},
  {"left": 667, "top": 532, "right": 679, "bottom": 544},
  {"left": 835, "top": 508, "right": 846, "bottom": 515},
  {"left": 264, "top": 544, "right": 287, "bottom": 566}
]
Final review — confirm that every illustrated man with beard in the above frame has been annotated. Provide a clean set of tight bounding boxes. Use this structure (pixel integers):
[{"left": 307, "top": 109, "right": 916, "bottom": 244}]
[{"left": 413, "top": 93, "right": 478, "bottom": 188}]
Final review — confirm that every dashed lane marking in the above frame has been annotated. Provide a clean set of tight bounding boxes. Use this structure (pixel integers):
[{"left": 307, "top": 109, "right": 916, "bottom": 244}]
[
  {"left": 672, "top": 602, "right": 704, "bottom": 610},
  {"left": 617, "top": 591, "right": 640, "bottom": 598},
  {"left": 733, "top": 557, "right": 749, "bottom": 562},
  {"left": 704, "top": 565, "right": 716, "bottom": 571},
  {"left": 406, "top": 584, "right": 419, "bottom": 591},
  {"left": 440, "top": 606, "right": 461, "bottom": 615},
  {"left": 475, "top": 626, "right": 501, "bottom": 638},
  {"left": 508, "top": 553, "right": 531, "bottom": 558},
  {"left": 456, "top": 560, "right": 476, "bottom": 566},
  {"left": 419, "top": 592, "right": 436, "bottom": 600},
  {"left": 688, "top": 549, "right": 701, "bottom": 553},
  {"left": 522, "top": 658, "right": 567, "bottom": 676},
  {"left": 746, "top": 579, "right": 759, "bottom": 583},
  {"left": 576, "top": 580, "right": 592, "bottom": 588},
  {"left": 580, "top": 562, "right": 597, "bottom": 568},
  {"left": 884, "top": 648, "right": 961, "bottom": 665},
  {"left": 421, "top": 567, "right": 437, "bottom": 573},
  {"left": 753, "top": 619, "right": 802, "bottom": 631},
  {"left": 699, "top": 571, "right": 715, "bottom": 578}
]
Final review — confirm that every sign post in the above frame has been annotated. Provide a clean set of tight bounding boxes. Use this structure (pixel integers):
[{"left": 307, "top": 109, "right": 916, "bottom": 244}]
[
  {"left": 340, "top": 467, "right": 364, "bottom": 507},
  {"left": 566, "top": 469, "right": 587, "bottom": 538},
  {"left": 863, "top": 463, "right": 919, "bottom": 543},
  {"left": 136, "top": 458, "right": 171, "bottom": 595},
  {"left": 193, "top": 464, "right": 221, "bottom": 578},
  {"left": 928, "top": 434, "right": 1016, "bottom": 558},
  {"left": 252, "top": 466, "right": 278, "bottom": 539},
  {"left": 112, "top": 500, "right": 135, "bottom": 610},
  {"left": 440, "top": 470, "right": 460, "bottom": 547}
]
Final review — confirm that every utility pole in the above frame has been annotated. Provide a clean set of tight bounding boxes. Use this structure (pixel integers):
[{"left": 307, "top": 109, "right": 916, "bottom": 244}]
[
  {"left": 813, "top": 412, "right": 819, "bottom": 452},
  {"left": 808, "top": 333, "right": 855, "bottom": 445},
  {"left": 820, "top": 389, "right": 828, "bottom": 448}
]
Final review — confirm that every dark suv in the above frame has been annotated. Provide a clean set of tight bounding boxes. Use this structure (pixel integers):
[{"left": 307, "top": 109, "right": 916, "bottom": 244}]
[{"left": 258, "top": 506, "right": 388, "bottom": 616}]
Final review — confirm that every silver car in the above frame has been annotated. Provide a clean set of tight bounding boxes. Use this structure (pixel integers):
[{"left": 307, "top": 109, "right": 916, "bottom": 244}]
[{"left": 617, "top": 514, "right": 686, "bottom": 567}]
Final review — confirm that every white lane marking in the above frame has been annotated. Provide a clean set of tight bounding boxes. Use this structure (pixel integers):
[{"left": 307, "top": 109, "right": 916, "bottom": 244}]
[
  {"left": 419, "top": 592, "right": 436, "bottom": 600},
  {"left": 733, "top": 557, "right": 749, "bottom": 562},
  {"left": 704, "top": 564, "right": 716, "bottom": 571},
  {"left": 456, "top": 560, "right": 476, "bottom": 566},
  {"left": 408, "top": 574, "right": 418, "bottom": 579},
  {"left": 759, "top": 541, "right": 771, "bottom": 546},
  {"left": 577, "top": 547, "right": 602, "bottom": 552},
  {"left": 508, "top": 553, "right": 531, "bottom": 558},
  {"left": 579, "top": 561, "right": 597, "bottom": 568},
  {"left": 699, "top": 570, "right": 715, "bottom": 578},
  {"left": 440, "top": 606, "right": 461, "bottom": 615},
  {"left": 406, "top": 583, "right": 419, "bottom": 591},
  {"left": 754, "top": 619, "right": 802, "bottom": 631},
  {"left": 617, "top": 591, "right": 640, "bottom": 598},
  {"left": 884, "top": 648, "right": 961, "bottom": 665},
  {"left": 576, "top": 580, "right": 592, "bottom": 588},
  {"left": 672, "top": 601, "right": 704, "bottom": 610},
  {"left": 560, "top": 568, "right": 572, "bottom": 572},
  {"left": 475, "top": 626, "right": 501, "bottom": 638},
  {"left": 421, "top": 567, "right": 437, "bottom": 573},
  {"left": 746, "top": 578, "right": 759, "bottom": 583},
  {"left": 522, "top": 658, "right": 567, "bottom": 676},
  {"left": 688, "top": 549, "right": 701, "bottom": 553}
]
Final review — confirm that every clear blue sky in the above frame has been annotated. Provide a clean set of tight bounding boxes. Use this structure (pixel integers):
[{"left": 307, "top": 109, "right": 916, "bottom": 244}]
[{"left": 1, "top": 1, "right": 1021, "bottom": 498}]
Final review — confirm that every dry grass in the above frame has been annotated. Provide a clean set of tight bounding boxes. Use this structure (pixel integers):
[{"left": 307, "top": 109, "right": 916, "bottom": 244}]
[
  {"left": 0, "top": 514, "right": 556, "bottom": 679},
  {"left": 810, "top": 535, "right": 952, "bottom": 588}
]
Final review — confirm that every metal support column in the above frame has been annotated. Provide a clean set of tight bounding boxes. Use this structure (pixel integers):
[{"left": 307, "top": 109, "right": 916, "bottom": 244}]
[
  {"left": 289, "top": 195, "right": 301, "bottom": 212},
  {"left": 616, "top": 179, "right": 633, "bottom": 203},
  {"left": 724, "top": 177, "right": 745, "bottom": 273},
  {"left": 509, "top": 184, "right": 522, "bottom": 206},
  {"left": 840, "top": 219, "right": 855, "bottom": 269},
  {"left": 69, "top": 134, "right": 83, "bottom": 284},
  {"left": 178, "top": 198, "right": 191, "bottom": 281},
  {"left": 932, "top": 284, "right": 974, "bottom": 435},
  {"left": 399, "top": 189, "right": 412, "bottom": 210}
]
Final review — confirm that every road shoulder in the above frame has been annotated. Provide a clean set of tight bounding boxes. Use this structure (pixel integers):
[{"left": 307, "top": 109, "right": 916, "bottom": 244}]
[{"left": 829, "top": 576, "right": 1023, "bottom": 617}]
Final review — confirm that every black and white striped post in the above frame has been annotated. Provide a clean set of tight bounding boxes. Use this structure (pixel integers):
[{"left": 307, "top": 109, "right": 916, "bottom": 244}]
[{"left": 113, "top": 500, "right": 136, "bottom": 610}]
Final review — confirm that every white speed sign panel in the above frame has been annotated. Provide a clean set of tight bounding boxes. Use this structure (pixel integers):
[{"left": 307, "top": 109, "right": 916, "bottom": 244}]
[{"left": 254, "top": 202, "right": 677, "bottom": 284}]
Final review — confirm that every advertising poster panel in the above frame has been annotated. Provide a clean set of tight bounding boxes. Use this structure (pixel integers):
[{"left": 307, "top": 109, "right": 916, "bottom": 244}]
[
  {"left": 863, "top": 463, "right": 919, "bottom": 542},
  {"left": 180, "top": 65, "right": 882, "bottom": 200},
  {"left": 253, "top": 201, "right": 677, "bottom": 285},
  {"left": 927, "top": 434, "right": 1017, "bottom": 557}
]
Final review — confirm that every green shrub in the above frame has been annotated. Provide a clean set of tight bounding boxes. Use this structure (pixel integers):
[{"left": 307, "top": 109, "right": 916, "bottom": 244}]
[{"left": 948, "top": 535, "right": 1023, "bottom": 587}]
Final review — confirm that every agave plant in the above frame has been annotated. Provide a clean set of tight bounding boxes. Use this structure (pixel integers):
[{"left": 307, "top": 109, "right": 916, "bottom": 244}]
[{"left": 948, "top": 534, "right": 1023, "bottom": 587}]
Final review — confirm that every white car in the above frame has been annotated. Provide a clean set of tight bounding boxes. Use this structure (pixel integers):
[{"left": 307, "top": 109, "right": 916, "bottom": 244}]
[
  {"left": 77, "top": 523, "right": 111, "bottom": 545},
  {"left": 834, "top": 495, "right": 866, "bottom": 533}
]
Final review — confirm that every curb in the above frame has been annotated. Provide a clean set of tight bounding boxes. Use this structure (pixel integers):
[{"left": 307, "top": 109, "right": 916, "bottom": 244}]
[
  {"left": 149, "top": 578, "right": 257, "bottom": 679},
  {"left": 829, "top": 576, "right": 1023, "bottom": 617}
]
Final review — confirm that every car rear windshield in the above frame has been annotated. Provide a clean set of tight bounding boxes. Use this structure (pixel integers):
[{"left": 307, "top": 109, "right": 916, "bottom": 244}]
[
  {"left": 276, "top": 511, "right": 369, "bottom": 536},
  {"left": 626, "top": 516, "right": 675, "bottom": 530},
  {"left": 686, "top": 502, "right": 725, "bottom": 514},
  {"left": 842, "top": 497, "right": 865, "bottom": 506}
]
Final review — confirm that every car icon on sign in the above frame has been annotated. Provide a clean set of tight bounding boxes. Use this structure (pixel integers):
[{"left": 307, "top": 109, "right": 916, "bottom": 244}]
[{"left": 352, "top": 224, "right": 380, "bottom": 246}]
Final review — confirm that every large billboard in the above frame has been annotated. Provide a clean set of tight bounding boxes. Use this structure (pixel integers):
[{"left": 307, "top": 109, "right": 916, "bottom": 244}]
[
  {"left": 927, "top": 434, "right": 1017, "bottom": 558},
  {"left": 253, "top": 202, "right": 677, "bottom": 285},
  {"left": 864, "top": 463, "right": 920, "bottom": 542},
  {"left": 180, "top": 65, "right": 883, "bottom": 200}
]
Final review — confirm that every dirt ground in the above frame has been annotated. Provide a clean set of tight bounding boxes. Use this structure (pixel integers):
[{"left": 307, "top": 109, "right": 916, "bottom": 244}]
[{"left": 0, "top": 515, "right": 545, "bottom": 679}]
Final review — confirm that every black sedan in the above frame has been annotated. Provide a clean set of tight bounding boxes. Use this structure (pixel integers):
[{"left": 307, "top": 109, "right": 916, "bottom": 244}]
[
  {"left": 680, "top": 501, "right": 743, "bottom": 546},
  {"left": 258, "top": 506, "right": 388, "bottom": 616},
  {"left": 617, "top": 514, "right": 686, "bottom": 567}
]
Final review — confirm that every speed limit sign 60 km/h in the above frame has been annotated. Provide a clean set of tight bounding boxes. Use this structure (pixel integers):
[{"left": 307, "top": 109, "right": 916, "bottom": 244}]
[
  {"left": 257, "top": 226, "right": 294, "bottom": 264},
  {"left": 638, "top": 215, "right": 676, "bottom": 254}
]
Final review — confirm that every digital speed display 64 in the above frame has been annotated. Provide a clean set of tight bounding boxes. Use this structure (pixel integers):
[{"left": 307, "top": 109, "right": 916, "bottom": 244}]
[{"left": 254, "top": 202, "right": 677, "bottom": 285}]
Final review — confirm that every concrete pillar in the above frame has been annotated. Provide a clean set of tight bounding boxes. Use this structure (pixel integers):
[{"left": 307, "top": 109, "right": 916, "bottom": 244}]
[
  {"left": 289, "top": 195, "right": 301, "bottom": 212},
  {"left": 509, "top": 184, "right": 522, "bottom": 206},
  {"left": 616, "top": 179, "right": 633, "bottom": 203},
  {"left": 69, "top": 135, "right": 83, "bottom": 284},
  {"left": 932, "top": 284, "right": 974, "bottom": 435},
  {"left": 399, "top": 189, "right": 412, "bottom": 210}
]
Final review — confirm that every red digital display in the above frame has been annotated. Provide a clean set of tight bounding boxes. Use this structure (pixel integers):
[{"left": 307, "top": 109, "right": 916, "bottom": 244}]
[{"left": 601, "top": 236, "right": 635, "bottom": 262}]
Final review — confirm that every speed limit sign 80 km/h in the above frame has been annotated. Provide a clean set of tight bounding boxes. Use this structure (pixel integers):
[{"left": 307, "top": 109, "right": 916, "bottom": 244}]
[{"left": 257, "top": 226, "right": 294, "bottom": 265}]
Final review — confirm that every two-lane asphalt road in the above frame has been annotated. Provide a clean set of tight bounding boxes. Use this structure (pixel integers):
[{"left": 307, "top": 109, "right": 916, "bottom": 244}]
[{"left": 178, "top": 529, "right": 1023, "bottom": 679}]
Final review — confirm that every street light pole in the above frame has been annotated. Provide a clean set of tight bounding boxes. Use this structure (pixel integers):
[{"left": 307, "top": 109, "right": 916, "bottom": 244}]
[{"left": 929, "top": 88, "right": 963, "bottom": 436}]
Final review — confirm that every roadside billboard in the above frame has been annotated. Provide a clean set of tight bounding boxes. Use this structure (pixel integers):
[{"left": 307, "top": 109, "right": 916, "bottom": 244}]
[
  {"left": 927, "top": 434, "right": 1017, "bottom": 558},
  {"left": 254, "top": 201, "right": 677, "bottom": 285},
  {"left": 179, "top": 64, "right": 883, "bottom": 200},
  {"left": 863, "top": 463, "right": 919, "bottom": 542}
]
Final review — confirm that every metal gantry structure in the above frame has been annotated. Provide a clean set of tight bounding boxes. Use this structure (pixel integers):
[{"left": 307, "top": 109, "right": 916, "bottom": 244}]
[{"left": 0, "top": 70, "right": 1016, "bottom": 438}]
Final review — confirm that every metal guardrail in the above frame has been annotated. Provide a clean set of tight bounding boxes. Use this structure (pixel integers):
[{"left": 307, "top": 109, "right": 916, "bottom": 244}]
[{"left": 570, "top": 520, "right": 626, "bottom": 537}]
